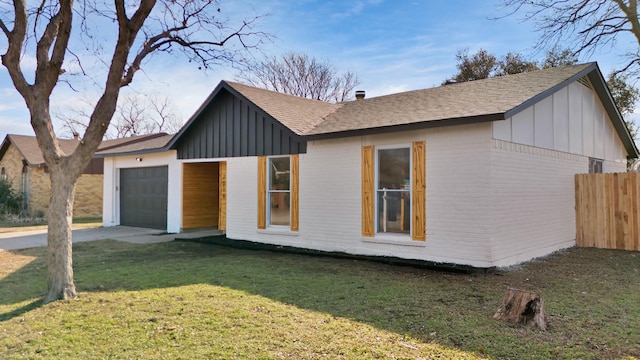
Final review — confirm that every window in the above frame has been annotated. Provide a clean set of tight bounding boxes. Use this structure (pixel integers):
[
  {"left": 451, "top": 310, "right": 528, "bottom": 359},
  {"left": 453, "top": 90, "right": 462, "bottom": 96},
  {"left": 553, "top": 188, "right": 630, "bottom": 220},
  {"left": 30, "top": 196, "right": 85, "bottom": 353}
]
[
  {"left": 257, "top": 155, "right": 299, "bottom": 231},
  {"left": 268, "top": 157, "right": 291, "bottom": 226},
  {"left": 0, "top": 167, "right": 6, "bottom": 181},
  {"left": 377, "top": 148, "right": 411, "bottom": 235},
  {"left": 362, "top": 142, "right": 425, "bottom": 240},
  {"left": 589, "top": 158, "right": 603, "bottom": 173},
  {"left": 21, "top": 164, "right": 29, "bottom": 209}
]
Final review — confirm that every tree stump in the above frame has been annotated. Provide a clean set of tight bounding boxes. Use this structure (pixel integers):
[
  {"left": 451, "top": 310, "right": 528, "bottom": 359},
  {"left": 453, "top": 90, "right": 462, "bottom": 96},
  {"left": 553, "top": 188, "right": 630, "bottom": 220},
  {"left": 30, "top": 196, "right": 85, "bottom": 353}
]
[{"left": 493, "top": 288, "right": 547, "bottom": 330}]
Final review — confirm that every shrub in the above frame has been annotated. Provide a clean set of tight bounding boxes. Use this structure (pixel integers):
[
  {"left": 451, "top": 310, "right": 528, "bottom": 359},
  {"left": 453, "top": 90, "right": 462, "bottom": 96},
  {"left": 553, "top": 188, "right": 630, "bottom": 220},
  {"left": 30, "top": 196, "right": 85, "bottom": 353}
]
[{"left": 0, "top": 179, "right": 23, "bottom": 216}]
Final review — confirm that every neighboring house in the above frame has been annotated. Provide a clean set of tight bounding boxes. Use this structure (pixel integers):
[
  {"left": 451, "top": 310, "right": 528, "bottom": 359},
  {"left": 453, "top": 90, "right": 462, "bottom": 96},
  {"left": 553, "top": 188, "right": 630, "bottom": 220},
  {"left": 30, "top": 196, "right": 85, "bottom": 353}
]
[
  {"left": 99, "top": 62, "right": 638, "bottom": 268},
  {"left": 0, "top": 133, "right": 167, "bottom": 218}
]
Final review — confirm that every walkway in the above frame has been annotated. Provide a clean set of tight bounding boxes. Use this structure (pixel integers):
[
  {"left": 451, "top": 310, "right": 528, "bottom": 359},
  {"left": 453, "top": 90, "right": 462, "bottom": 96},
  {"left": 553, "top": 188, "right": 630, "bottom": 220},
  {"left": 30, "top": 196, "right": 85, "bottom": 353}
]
[{"left": 0, "top": 226, "right": 222, "bottom": 251}]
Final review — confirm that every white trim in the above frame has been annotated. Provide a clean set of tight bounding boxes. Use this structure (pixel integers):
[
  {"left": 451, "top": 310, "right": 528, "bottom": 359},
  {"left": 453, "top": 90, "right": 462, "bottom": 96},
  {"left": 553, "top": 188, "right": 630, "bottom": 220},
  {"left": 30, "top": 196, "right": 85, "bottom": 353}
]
[
  {"left": 374, "top": 145, "right": 412, "bottom": 236},
  {"left": 181, "top": 158, "right": 227, "bottom": 163},
  {"left": 257, "top": 228, "right": 299, "bottom": 237},
  {"left": 492, "top": 138, "right": 584, "bottom": 161},
  {"left": 363, "top": 234, "right": 426, "bottom": 247},
  {"left": 266, "top": 155, "right": 292, "bottom": 228},
  {"left": 102, "top": 150, "right": 181, "bottom": 233}
]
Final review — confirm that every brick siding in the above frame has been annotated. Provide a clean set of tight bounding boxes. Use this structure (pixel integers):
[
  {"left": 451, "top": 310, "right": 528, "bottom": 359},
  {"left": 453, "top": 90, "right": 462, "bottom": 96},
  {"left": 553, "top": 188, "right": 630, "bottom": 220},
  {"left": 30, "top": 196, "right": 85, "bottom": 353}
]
[{"left": 0, "top": 143, "right": 103, "bottom": 218}]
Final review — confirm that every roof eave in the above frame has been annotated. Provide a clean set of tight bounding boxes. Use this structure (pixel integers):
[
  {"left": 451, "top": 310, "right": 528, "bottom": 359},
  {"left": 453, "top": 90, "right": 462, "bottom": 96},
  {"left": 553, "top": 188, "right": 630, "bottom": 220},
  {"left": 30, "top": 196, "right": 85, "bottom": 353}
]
[
  {"left": 0, "top": 135, "right": 11, "bottom": 161},
  {"left": 166, "top": 80, "right": 307, "bottom": 151},
  {"left": 504, "top": 63, "right": 598, "bottom": 120},
  {"left": 95, "top": 147, "right": 174, "bottom": 158},
  {"left": 165, "top": 81, "right": 231, "bottom": 151},
  {"left": 587, "top": 66, "right": 640, "bottom": 159},
  {"left": 305, "top": 113, "right": 505, "bottom": 140},
  {"left": 0, "top": 134, "right": 39, "bottom": 166},
  {"left": 502, "top": 62, "right": 638, "bottom": 159}
]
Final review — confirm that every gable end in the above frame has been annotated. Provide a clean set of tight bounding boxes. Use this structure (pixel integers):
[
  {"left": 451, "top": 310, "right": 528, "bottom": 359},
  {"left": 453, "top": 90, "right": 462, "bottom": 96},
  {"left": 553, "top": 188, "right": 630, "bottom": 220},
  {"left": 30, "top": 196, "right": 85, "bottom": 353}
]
[{"left": 174, "top": 89, "right": 307, "bottom": 159}]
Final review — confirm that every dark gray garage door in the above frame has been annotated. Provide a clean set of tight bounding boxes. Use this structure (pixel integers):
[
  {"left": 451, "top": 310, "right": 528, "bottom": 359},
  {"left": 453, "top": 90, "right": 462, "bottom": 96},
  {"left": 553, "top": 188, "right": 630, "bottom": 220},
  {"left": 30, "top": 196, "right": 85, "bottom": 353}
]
[{"left": 120, "top": 166, "right": 168, "bottom": 230}]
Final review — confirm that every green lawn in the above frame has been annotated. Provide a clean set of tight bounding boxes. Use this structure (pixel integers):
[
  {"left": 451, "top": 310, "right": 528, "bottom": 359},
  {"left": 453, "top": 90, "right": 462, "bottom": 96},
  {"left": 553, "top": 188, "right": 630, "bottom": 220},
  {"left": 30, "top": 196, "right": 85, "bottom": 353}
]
[
  {"left": 1, "top": 240, "right": 639, "bottom": 359},
  {"left": 0, "top": 218, "right": 102, "bottom": 232}
]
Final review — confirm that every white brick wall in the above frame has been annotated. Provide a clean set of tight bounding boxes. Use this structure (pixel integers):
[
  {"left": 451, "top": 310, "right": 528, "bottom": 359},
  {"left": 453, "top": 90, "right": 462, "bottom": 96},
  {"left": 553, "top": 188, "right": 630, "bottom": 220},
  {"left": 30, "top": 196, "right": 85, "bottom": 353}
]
[
  {"left": 225, "top": 124, "right": 498, "bottom": 267},
  {"left": 225, "top": 157, "right": 260, "bottom": 241},
  {"left": 224, "top": 117, "right": 629, "bottom": 268},
  {"left": 488, "top": 140, "right": 627, "bottom": 267},
  {"left": 488, "top": 140, "right": 585, "bottom": 266}
]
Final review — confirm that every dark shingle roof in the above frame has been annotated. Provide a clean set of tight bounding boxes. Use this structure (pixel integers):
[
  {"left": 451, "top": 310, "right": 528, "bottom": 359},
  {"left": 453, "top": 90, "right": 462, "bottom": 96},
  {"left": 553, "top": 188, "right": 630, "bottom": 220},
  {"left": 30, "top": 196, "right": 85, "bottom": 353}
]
[
  {"left": 0, "top": 134, "right": 80, "bottom": 165},
  {"left": 0, "top": 133, "right": 171, "bottom": 164},
  {"left": 221, "top": 62, "right": 636, "bottom": 158},
  {"left": 308, "top": 63, "right": 593, "bottom": 135},
  {"left": 102, "top": 62, "right": 637, "bottom": 159},
  {"left": 95, "top": 134, "right": 173, "bottom": 156},
  {"left": 222, "top": 64, "right": 595, "bottom": 136},
  {"left": 224, "top": 81, "right": 341, "bottom": 135}
]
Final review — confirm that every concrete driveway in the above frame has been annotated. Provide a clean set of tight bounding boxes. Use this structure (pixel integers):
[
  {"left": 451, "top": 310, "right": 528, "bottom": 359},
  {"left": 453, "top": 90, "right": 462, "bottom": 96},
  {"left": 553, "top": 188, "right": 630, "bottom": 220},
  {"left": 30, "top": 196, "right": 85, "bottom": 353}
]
[{"left": 0, "top": 226, "right": 221, "bottom": 251}]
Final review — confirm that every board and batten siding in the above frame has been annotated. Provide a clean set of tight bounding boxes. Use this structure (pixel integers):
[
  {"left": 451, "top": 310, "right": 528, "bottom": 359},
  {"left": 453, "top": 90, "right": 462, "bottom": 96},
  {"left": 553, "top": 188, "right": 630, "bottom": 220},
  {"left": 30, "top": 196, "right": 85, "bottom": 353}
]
[
  {"left": 102, "top": 150, "right": 183, "bottom": 233},
  {"left": 174, "top": 89, "right": 306, "bottom": 159},
  {"left": 225, "top": 124, "right": 496, "bottom": 267},
  {"left": 493, "top": 81, "right": 628, "bottom": 168}
]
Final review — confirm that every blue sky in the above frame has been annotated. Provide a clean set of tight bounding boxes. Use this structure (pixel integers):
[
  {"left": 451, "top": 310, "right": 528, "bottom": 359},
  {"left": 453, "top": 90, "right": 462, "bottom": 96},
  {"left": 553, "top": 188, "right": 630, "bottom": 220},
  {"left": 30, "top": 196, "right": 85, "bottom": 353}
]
[{"left": 0, "top": 0, "right": 631, "bottom": 141}]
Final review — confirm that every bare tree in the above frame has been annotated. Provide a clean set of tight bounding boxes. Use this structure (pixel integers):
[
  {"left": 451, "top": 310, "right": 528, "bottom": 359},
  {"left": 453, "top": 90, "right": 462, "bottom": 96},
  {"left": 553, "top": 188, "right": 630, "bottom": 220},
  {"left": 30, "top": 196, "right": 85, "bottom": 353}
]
[
  {"left": 0, "top": 0, "right": 267, "bottom": 303},
  {"left": 502, "top": 0, "right": 640, "bottom": 76},
  {"left": 237, "top": 52, "right": 360, "bottom": 102},
  {"left": 59, "top": 94, "right": 183, "bottom": 139},
  {"left": 147, "top": 95, "right": 181, "bottom": 134}
]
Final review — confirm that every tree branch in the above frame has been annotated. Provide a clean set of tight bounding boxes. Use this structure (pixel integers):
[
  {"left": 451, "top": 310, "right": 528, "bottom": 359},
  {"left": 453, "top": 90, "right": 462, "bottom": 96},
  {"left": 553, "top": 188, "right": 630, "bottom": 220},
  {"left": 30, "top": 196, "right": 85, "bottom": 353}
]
[
  {"left": 502, "top": 0, "right": 640, "bottom": 77},
  {"left": 1, "top": 0, "right": 31, "bottom": 99}
]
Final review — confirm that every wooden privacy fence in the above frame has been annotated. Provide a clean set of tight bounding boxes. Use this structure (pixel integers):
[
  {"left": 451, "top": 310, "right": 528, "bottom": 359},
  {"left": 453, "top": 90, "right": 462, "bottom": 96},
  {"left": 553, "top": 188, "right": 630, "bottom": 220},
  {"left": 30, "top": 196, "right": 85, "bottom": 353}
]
[{"left": 575, "top": 172, "right": 640, "bottom": 251}]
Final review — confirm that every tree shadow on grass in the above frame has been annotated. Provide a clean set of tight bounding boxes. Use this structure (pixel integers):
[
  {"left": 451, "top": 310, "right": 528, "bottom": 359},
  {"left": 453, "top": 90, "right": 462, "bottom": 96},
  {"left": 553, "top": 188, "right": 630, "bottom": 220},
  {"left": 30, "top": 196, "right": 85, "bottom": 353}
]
[
  {"left": 0, "top": 238, "right": 497, "bottom": 356},
  {"left": 0, "top": 298, "right": 43, "bottom": 322},
  {"left": 1, "top": 238, "right": 639, "bottom": 358}
]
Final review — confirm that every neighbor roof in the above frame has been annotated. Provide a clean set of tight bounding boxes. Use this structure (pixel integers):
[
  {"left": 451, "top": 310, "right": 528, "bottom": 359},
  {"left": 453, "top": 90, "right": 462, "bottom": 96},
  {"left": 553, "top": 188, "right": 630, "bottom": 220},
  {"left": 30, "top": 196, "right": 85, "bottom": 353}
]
[
  {"left": 95, "top": 134, "right": 173, "bottom": 157},
  {"left": 0, "top": 133, "right": 170, "bottom": 165}
]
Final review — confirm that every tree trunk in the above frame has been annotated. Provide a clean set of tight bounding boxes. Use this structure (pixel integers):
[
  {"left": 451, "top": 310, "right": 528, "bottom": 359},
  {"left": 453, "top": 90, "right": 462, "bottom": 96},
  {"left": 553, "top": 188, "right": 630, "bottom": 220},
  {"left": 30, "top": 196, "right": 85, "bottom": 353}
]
[
  {"left": 43, "top": 168, "right": 79, "bottom": 303},
  {"left": 493, "top": 288, "right": 547, "bottom": 330}
]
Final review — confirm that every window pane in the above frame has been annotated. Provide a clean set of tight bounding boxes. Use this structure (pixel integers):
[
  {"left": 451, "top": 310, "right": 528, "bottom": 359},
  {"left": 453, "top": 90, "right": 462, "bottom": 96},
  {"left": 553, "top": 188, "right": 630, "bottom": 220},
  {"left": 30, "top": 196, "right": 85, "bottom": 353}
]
[
  {"left": 270, "top": 157, "right": 290, "bottom": 190},
  {"left": 269, "top": 192, "right": 290, "bottom": 226},
  {"left": 378, "top": 148, "right": 410, "bottom": 190},
  {"left": 589, "top": 158, "right": 603, "bottom": 173},
  {"left": 377, "top": 190, "right": 410, "bottom": 234}
]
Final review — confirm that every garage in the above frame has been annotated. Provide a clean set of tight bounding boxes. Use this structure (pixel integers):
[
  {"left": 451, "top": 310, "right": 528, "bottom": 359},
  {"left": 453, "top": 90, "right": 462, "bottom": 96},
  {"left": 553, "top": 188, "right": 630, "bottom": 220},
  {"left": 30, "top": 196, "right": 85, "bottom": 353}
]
[{"left": 120, "top": 166, "right": 168, "bottom": 230}]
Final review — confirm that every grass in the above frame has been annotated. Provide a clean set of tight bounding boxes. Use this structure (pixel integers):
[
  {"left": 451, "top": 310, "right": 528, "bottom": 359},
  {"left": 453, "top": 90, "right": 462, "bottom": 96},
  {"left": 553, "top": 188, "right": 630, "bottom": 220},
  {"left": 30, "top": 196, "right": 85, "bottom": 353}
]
[
  {"left": 0, "top": 240, "right": 639, "bottom": 359},
  {"left": 0, "top": 219, "right": 102, "bottom": 233}
]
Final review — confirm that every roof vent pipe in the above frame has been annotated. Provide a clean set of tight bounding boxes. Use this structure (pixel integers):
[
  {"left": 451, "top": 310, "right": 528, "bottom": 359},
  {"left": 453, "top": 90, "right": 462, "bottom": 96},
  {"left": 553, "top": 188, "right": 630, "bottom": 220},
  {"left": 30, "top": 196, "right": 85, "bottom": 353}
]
[{"left": 355, "top": 90, "right": 365, "bottom": 100}]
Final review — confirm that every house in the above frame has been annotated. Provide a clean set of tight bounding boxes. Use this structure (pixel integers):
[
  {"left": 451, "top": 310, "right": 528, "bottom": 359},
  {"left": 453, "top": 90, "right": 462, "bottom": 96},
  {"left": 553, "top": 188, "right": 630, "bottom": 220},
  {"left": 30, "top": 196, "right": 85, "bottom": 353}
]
[
  {"left": 99, "top": 62, "right": 638, "bottom": 268},
  {"left": 0, "top": 133, "right": 167, "bottom": 219}
]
